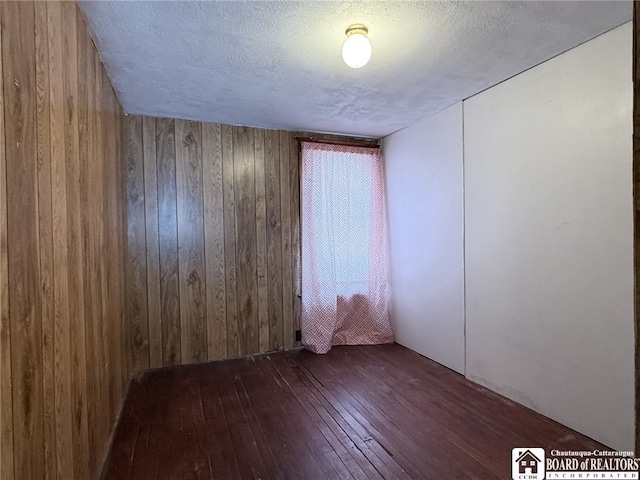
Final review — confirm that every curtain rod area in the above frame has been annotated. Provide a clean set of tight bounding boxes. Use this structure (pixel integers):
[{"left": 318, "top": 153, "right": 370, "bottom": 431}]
[{"left": 296, "top": 136, "right": 380, "bottom": 149}]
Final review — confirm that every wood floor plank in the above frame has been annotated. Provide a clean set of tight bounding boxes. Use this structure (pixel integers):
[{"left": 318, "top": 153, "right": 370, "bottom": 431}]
[
  {"left": 352, "top": 345, "right": 602, "bottom": 476},
  {"left": 199, "top": 365, "right": 242, "bottom": 479},
  {"left": 295, "top": 363, "right": 430, "bottom": 478},
  {"left": 351, "top": 350, "right": 500, "bottom": 476},
  {"left": 186, "top": 372, "right": 231, "bottom": 479},
  {"left": 273, "top": 355, "right": 407, "bottom": 480},
  {"left": 136, "top": 369, "right": 212, "bottom": 480},
  {"left": 229, "top": 360, "right": 288, "bottom": 479},
  {"left": 181, "top": 371, "right": 215, "bottom": 480},
  {"left": 265, "top": 355, "right": 372, "bottom": 479},
  {"left": 335, "top": 346, "right": 516, "bottom": 477},
  {"left": 102, "top": 378, "right": 144, "bottom": 480},
  {"left": 217, "top": 361, "right": 269, "bottom": 479},
  {"left": 102, "top": 344, "right": 611, "bottom": 480},
  {"left": 296, "top": 349, "right": 492, "bottom": 479},
  {"left": 258, "top": 357, "right": 371, "bottom": 480},
  {"left": 257, "top": 356, "right": 383, "bottom": 480},
  {"left": 250, "top": 357, "right": 332, "bottom": 480},
  {"left": 243, "top": 359, "right": 314, "bottom": 480},
  {"left": 128, "top": 373, "right": 172, "bottom": 479}
]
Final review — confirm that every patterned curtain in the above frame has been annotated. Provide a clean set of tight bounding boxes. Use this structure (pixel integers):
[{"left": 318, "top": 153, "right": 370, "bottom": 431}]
[{"left": 300, "top": 142, "right": 393, "bottom": 354}]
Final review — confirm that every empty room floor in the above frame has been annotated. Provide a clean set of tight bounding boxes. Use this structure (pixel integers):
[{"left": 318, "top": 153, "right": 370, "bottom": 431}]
[{"left": 101, "top": 344, "right": 604, "bottom": 479}]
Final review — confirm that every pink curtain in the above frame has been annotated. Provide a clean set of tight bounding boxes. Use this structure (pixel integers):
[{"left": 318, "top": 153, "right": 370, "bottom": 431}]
[{"left": 300, "top": 142, "right": 393, "bottom": 354}]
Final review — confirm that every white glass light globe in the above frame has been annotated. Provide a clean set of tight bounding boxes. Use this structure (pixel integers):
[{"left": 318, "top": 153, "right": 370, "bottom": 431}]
[{"left": 342, "top": 31, "right": 372, "bottom": 69}]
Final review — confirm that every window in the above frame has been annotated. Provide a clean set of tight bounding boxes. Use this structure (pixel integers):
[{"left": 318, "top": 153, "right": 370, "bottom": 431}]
[
  {"left": 306, "top": 146, "right": 374, "bottom": 296},
  {"left": 299, "top": 141, "right": 393, "bottom": 354}
]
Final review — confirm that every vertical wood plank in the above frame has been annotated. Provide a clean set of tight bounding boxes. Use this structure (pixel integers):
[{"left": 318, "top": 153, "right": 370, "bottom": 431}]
[
  {"left": 222, "top": 124, "right": 238, "bottom": 357},
  {"left": 254, "top": 129, "right": 269, "bottom": 352},
  {"left": 289, "top": 134, "right": 301, "bottom": 346},
  {"left": 176, "top": 120, "right": 207, "bottom": 363},
  {"left": 34, "top": 3, "right": 56, "bottom": 478},
  {"left": 93, "top": 40, "right": 110, "bottom": 469},
  {"left": 143, "top": 116, "right": 162, "bottom": 369},
  {"left": 99, "top": 55, "right": 112, "bottom": 429},
  {"left": 234, "top": 126, "right": 258, "bottom": 356},
  {"left": 88, "top": 26, "right": 110, "bottom": 474},
  {"left": 110, "top": 79, "right": 126, "bottom": 420},
  {"left": 0, "top": 6, "right": 14, "bottom": 478},
  {"left": 116, "top": 97, "right": 129, "bottom": 394},
  {"left": 156, "top": 118, "right": 181, "bottom": 366},
  {"left": 265, "top": 130, "right": 283, "bottom": 351},
  {"left": 76, "top": 11, "right": 100, "bottom": 475},
  {"left": 46, "top": 3, "right": 74, "bottom": 478},
  {"left": 279, "top": 131, "right": 294, "bottom": 349},
  {"left": 125, "top": 115, "right": 149, "bottom": 373},
  {"left": 100, "top": 62, "right": 116, "bottom": 422},
  {"left": 61, "top": 4, "right": 89, "bottom": 478},
  {"left": 93, "top": 47, "right": 104, "bottom": 458},
  {"left": 202, "top": 122, "right": 227, "bottom": 360},
  {"left": 114, "top": 96, "right": 127, "bottom": 396},
  {"left": 2, "top": 2, "right": 45, "bottom": 479}
]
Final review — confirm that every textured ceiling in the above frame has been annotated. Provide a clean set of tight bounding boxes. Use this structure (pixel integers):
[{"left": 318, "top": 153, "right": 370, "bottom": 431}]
[{"left": 79, "top": 1, "right": 631, "bottom": 138}]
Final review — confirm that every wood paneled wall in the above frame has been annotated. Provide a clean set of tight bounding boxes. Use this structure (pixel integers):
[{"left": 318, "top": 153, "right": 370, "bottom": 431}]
[
  {"left": 124, "top": 116, "right": 301, "bottom": 371},
  {"left": 0, "top": 2, "right": 127, "bottom": 479}
]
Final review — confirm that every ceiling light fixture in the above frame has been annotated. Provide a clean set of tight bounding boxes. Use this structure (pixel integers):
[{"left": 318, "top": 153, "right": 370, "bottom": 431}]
[{"left": 342, "top": 24, "right": 371, "bottom": 69}]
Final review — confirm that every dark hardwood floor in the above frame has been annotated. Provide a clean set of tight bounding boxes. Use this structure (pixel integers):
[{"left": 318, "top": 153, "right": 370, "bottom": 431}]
[{"left": 101, "top": 344, "right": 606, "bottom": 479}]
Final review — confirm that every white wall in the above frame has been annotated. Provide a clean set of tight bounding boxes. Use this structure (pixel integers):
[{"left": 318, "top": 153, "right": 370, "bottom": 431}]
[
  {"left": 464, "top": 23, "right": 634, "bottom": 451},
  {"left": 383, "top": 103, "right": 465, "bottom": 374}
]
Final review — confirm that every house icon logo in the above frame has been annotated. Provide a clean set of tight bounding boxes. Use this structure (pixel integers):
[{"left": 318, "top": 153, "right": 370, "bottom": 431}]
[{"left": 512, "top": 448, "right": 545, "bottom": 480}]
